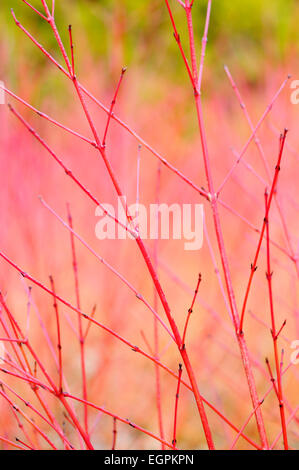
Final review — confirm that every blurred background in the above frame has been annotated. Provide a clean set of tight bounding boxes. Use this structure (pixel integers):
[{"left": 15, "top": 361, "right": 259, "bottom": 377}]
[
  {"left": 1, "top": 0, "right": 299, "bottom": 93},
  {"left": 0, "top": 0, "right": 298, "bottom": 451}
]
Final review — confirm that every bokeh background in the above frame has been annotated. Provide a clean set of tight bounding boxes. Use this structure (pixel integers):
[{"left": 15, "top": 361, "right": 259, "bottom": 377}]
[
  {"left": 0, "top": 0, "right": 298, "bottom": 450},
  {"left": 2, "top": 0, "right": 299, "bottom": 93}
]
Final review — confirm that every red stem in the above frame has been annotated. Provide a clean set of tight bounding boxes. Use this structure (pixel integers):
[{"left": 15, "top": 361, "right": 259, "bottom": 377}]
[
  {"left": 165, "top": 0, "right": 197, "bottom": 92},
  {"left": 9, "top": 8, "right": 209, "bottom": 201},
  {"left": 1, "top": 379, "right": 73, "bottom": 449},
  {"left": 5, "top": 3, "right": 275, "bottom": 449},
  {"left": 153, "top": 161, "right": 165, "bottom": 449},
  {"left": 0, "top": 387, "right": 57, "bottom": 450},
  {"left": 182, "top": 274, "right": 201, "bottom": 347},
  {"left": 64, "top": 392, "right": 175, "bottom": 449},
  {"left": 1, "top": 383, "right": 36, "bottom": 450},
  {"left": 0, "top": 435, "right": 30, "bottom": 451},
  {"left": 83, "top": 305, "right": 97, "bottom": 341},
  {"left": 181, "top": 2, "right": 269, "bottom": 448},
  {"left": 102, "top": 67, "right": 127, "bottom": 148},
  {"left": 67, "top": 204, "right": 89, "bottom": 436},
  {"left": 217, "top": 76, "right": 290, "bottom": 195},
  {"left": 68, "top": 25, "right": 75, "bottom": 76},
  {"left": 112, "top": 418, "right": 117, "bottom": 450},
  {"left": 40, "top": 197, "right": 173, "bottom": 339},
  {"left": 8, "top": 104, "right": 136, "bottom": 239},
  {"left": 225, "top": 66, "right": 299, "bottom": 277},
  {"left": 172, "top": 363, "right": 183, "bottom": 448},
  {"left": 264, "top": 192, "right": 289, "bottom": 449},
  {"left": 230, "top": 399, "right": 264, "bottom": 450},
  {"left": 198, "top": 0, "right": 212, "bottom": 92},
  {"left": 15, "top": 438, "right": 35, "bottom": 451},
  {"left": 44, "top": 12, "right": 215, "bottom": 449},
  {"left": 0, "top": 291, "right": 93, "bottom": 449},
  {"left": 239, "top": 130, "right": 288, "bottom": 334},
  {"left": 49, "top": 276, "right": 63, "bottom": 395},
  {"left": 0, "top": 250, "right": 258, "bottom": 448},
  {"left": 22, "top": 0, "right": 48, "bottom": 20}
]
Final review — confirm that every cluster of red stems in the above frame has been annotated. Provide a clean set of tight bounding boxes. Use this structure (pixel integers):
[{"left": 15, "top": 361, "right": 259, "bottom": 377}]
[{"left": 0, "top": 0, "right": 297, "bottom": 450}]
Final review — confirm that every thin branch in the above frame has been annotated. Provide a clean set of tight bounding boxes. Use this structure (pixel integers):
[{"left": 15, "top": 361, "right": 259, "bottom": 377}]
[
  {"left": 265, "top": 186, "right": 288, "bottom": 449},
  {"left": 181, "top": 274, "right": 201, "bottom": 347},
  {"left": 49, "top": 276, "right": 63, "bottom": 395},
  {"left": 217, "top": 76, "right": 290, "bottom": 195},
  {"left": 135, "top": 144, "right": 142, "bottom": 231},
  {"left": 2, "top": 84, "right": 96, "bottom": 146},
  {"left": 275, "top": 320, "right": 287, "bottom": 341},
  {"left": 164, "top": 0, "right": 197, "bottom": 92},
  {"left": 68, "top": 25, "right": 75, "bottom": 76},
  {"left": 230, "top": 399, "right": 264, "bottom": 450},
  {"left": 140, "top": 330, "right": 154, "bottom": 356},
  {"left": 0, "top": 292, "right": 93, "bottom": 450},
  {"left": 172, "top": 364, "right": 183, "bottom": 448},
  {"left": 153, "top": 160, "right": 165, "bottom": 450},
  {"left": 15, "top": 438, "right": 34, "bottom": 451},
  {"left": 66, "top": 204, "right": 89, "bottom": 436},
  {"left": 25, "top": 286, "right": 32, "bottom": 341},
  {"left": 0, "top": 387, "right": 57, "bottom": 450},
  {"left": 112, "top": 418, "right": 117, "bottom": 450},
  {"left": 239, "top": 129, "right": 288, "bottom": 334},
  {"left": 185, "top": 1, "right": 198, "bottom": 85},
  {"left": 270, "top": 405, "right": 299, "bottom": 450},
  {"left": 9, "top": 9, "right": 209, "bottom": 200},
  {"left": 1, "top": 383, "right": 36, "bottom": 450},
  {"left": 83, "top": 305, "right": 97, "bottom": 341},
  {"left": 0, "top": 251, "right": 259, "bottom": 448},
  {"left": 182, "top": 1, "right": 268, "bottom": 448},
  {"left": 40, "top": 0, "right": 51, "bottom": 17},
  {"left": 225, "top": 66, "right": 298, "bottom": 276},
  {"left": 102, "top": 67, "right": 127, "bottom": 148},
  {"left": 63, "top": 392, "right": 174, "bottom": 449},
  {"left": 198, "top": 0, "right": 212, "bottom": 92},
  {"left": 40, "top": 197, "right": 174, "bottom": 340},
  {"left": 8, "top": 104, "right": 137, "bottom": 239},
  {"left": 265, "top": 358, "right": 279, "bottom": 400},
  {"left": 0, "top": 435, "right": 28, "bottom": 451},
  {"left": 21, "top": 1, "right": 48, "bottom": 21},
  {"left": 1, "top": 379, "right": 73, "bottom": 450}
]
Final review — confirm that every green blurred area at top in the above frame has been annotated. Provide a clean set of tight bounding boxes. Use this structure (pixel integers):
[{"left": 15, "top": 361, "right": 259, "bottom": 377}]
[{"left": 1, "top": 0, "right": 298, "bottom": 95}]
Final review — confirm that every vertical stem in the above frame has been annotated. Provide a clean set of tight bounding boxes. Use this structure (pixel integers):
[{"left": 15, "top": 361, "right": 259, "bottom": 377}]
[
  {"left": 265, "top": 192, "right": 288, "bottom": 449},
  {"left": 67, "top": 204, "right": 89, "bottom": 436},
  {"left": 182, "top": 274, "right": 201, "bottom": 346},
  {"left": 135, "top": 236, "right": 215, "bottom": 449},
  {"left": 185, "top": 2, "right": 198, "bottom": 84},
  {"left": 172, "top": 363, "right": 183, "bottom": 448},
  {"left": 153, "top": 161, "right": 165, "bottom": 450},
  {"left": 184, "top": 4, "right": 269, "bottom": 449},
  {"left": 112, "top": 417, "right": 117, "bottom": 450},
  {"left": 50, "top": 275, "right": 63, "bottom": 395},
  {"left": 102, "top": 67, "right": 127, "bottom": 148},
  {"left": 224, "top": 67, "right": 298, "bottom": 277},
  {"left": 47, "top": 14, "right": 215, "bottom": 449},
  {"left": 239, "top": 130, "right": 288, "bottom": 333},
  {"left": 0, "top": 292, "right": 89, "bottom": 448}
]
